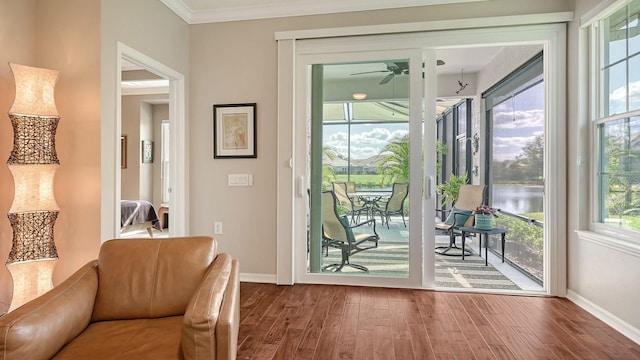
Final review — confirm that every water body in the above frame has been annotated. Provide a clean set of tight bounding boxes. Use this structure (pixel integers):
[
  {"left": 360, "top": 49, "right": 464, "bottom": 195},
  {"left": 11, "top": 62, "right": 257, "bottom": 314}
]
[{"left": 491, "top": 184, "right": 543, "bottom": 214}]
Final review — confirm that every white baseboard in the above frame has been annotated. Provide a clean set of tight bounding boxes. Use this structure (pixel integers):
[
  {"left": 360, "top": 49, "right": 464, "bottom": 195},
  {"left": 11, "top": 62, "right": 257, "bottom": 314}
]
[
  {"left": 240, "top": 273, "right": 277, "bottom": 284},
  {"left": 567, "top": 289, "right": 640, "bottom": 345}
]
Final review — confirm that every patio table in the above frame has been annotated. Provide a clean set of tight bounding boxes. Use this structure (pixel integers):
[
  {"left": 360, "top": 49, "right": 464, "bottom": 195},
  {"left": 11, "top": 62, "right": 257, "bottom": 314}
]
[
  {"left": 349, "top": 191, "right": 391, "bottom": 221},
  {"left": 459, "top": 226, "right": 507, "bottom": 266}
]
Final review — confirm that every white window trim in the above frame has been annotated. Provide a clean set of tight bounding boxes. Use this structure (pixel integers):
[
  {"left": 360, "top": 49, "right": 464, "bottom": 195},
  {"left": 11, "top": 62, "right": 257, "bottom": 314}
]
[
  {"left": 576, "top": 230, "right": 640, "bottom": 257},
  {"left": 586, "top": 0, "right": 640, "bottom": 249}
]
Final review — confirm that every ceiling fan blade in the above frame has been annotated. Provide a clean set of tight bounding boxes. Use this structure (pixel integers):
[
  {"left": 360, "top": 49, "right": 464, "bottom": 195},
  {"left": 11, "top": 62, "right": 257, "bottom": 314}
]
[
  {"left": 350, "top": 70, "right": 389, "bottom": 76},
  {"left": 380, "top": 73, "right": 395, "bottom": 84}
]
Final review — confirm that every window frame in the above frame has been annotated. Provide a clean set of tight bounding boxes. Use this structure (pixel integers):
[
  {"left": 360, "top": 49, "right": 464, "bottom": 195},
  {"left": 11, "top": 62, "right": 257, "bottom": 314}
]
[{"left": 589, "top": 0, "right": 640, "bottom": 243}]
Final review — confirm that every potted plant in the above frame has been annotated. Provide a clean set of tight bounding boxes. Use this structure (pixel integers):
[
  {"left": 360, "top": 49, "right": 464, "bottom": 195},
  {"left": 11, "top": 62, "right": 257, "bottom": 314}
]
[
  {"left": 473, "top": 205, "right": 498, "bottom": 230},
  {"left": 436, "top": 173, "right": 468, "bottom": 208}
]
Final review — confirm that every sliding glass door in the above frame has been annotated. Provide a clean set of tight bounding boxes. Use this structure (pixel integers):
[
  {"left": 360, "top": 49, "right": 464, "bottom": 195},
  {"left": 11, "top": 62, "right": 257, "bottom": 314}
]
[{"left": 295, "top": 50, "right": 428, "bottom": 287}]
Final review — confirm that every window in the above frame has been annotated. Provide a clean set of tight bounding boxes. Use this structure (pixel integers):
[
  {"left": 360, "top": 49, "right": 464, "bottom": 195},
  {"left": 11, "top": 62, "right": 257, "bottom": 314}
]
[
  {"left": 483, "top": 53, "right": 545, "bottom": 282},
  {"left": 436, "top": 99, "right": 472, "bottom": 186},
  {"left": 455, "top": 100, "right": 471, "bottom": 178},
  {"left": 161, "top": 120, "right": 170, "bottom": 204},
  {"left": 592, "top": 0, "right": 640, "bottom": 234},
  {"left": 322, "top": 101, "right": 409, "bottom": 191}
]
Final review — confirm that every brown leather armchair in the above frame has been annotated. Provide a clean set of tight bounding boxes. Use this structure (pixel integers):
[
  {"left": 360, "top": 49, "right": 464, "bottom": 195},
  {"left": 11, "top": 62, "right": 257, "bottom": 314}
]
[{"left": 0, "top": 236, "right": 240, "bottom": 360}]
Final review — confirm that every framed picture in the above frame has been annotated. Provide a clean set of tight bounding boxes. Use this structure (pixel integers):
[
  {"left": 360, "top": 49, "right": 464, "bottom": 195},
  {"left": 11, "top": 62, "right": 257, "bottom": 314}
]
[
  {"left": 213, "top": 103, "right": 257, "bottom": 159},
  {"left": 142, "top": 140, "right": 153, "bottom": 163},
  {"left": 121, "top": 135, "right": 127, "bottom": 169}
]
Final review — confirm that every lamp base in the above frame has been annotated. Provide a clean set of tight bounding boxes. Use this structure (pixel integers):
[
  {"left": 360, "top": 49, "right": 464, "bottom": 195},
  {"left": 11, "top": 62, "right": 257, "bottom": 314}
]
[{"left": 7, "top": 258, "right": 57, "bottom": 312}]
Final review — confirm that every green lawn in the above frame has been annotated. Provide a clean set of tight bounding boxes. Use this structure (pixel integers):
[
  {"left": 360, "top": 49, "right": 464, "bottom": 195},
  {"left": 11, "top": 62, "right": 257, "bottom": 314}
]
[
  {"left": 521, "top": 212, "right": 543, "bottom": 222},
  {"left": 335, "top": 174, "right": 387, "bottom": 189}
]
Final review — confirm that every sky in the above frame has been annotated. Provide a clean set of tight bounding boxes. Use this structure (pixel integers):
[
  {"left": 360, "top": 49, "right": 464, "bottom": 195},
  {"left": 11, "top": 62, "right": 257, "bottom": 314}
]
[
  {"left": 491, "top": 81, "right": 545, "bottom": 162},
  {"left": 321, "top": 81, "right": 545, "bottom": 163},
  {"left": 323, "top": 123, "right": 408, "bottom": 160}
]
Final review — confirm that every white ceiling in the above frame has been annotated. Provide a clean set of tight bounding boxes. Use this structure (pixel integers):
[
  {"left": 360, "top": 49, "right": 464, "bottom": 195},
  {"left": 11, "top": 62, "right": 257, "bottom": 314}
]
[{"left": 160, "top": 0, "right": 487, "bottom": 24}]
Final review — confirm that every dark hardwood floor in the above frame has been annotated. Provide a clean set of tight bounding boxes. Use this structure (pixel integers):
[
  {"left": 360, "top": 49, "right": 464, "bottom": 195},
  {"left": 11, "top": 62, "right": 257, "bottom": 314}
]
[{"left": 238, "top": 282, "right": 640, "bottom": 359}]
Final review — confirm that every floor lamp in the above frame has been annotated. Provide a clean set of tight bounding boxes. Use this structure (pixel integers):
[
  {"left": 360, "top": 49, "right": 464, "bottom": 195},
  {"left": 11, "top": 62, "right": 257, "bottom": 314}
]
[{"left": 6, "top": 63, "right": 60, "bottom": 312}]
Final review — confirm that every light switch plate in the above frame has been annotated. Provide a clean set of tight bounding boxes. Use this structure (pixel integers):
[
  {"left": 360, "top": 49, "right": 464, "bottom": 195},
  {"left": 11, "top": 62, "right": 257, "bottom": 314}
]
[{"left": 228, "top": 174, "right": 251, "bottom": 186}]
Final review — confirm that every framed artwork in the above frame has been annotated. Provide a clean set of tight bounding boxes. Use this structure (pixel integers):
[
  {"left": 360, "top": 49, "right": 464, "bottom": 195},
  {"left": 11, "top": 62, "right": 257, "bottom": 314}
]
[
  {"left": 213, "top": 103, "right": 257, "bottom": 159},
  {"left": 121, "top": 135, "right": 127, "bottom": 169},
  {"left": 142, "top": 140, "right": 153, "bottom": 163}
]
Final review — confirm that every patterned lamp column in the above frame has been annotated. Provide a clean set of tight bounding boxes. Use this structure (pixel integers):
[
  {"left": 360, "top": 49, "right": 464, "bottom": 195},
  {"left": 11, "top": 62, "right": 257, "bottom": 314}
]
[{"left": 6, "top": 63, "right": 60, "bottom": 312}]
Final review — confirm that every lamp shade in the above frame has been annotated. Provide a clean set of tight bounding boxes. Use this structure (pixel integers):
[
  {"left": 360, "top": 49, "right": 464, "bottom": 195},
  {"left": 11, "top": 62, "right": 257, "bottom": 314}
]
[
  {"left": 9, "top": 63, "right": 59, "bottom": 117},
  {"left": 6, "top": 63, "right": 61, "bottom": 311},
  {"left": 8, "top": 164, "right": 59, "bottom": 212}
]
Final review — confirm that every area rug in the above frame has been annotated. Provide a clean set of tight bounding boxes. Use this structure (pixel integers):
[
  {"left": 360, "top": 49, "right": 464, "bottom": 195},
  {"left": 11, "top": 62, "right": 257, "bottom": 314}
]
[{"left": 322, "top": 241, "right": 520, "bottom": 290}]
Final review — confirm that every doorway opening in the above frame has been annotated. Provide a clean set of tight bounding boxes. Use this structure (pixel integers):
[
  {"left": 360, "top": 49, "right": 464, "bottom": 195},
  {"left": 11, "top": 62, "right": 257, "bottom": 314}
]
[
  {"left": 434, "top": 48, "right": 545, "bottom": 292},
  {"left": 103, "top": 43, "right": 187, "bottom": 241}
]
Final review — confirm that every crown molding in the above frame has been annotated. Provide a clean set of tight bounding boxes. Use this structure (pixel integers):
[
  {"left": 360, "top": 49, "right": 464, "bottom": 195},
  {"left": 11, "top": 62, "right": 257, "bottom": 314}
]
[
  {"left": 160, "top": 0, "right": 194, "bottom": 23},
  {"left": 275, "top": 12, "right": 574, "bottom": 40},
  {"left": 161, "top": 0, "right": 488, "bottom": 24}
]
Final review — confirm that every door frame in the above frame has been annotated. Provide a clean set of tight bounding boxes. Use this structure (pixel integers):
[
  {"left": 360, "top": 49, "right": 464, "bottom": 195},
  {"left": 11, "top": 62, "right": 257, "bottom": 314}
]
[
  {"left": 277, "top": 17, "right": 568, "bottom": 296},
  {"left": 101, "top": 42, "right": 187, "bottom": 240}
]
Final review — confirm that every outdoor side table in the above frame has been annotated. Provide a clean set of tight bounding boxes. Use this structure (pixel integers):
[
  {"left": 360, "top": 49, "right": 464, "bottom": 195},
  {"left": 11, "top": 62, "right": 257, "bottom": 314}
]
[{"left": 459, "top": 226, "right": 507, "bottom": 266}]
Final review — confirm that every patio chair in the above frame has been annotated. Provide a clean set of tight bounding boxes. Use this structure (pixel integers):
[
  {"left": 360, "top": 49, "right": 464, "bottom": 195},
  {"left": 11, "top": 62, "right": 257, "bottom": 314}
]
[
  {"left": 321, "top": 191, "right": 379, "bottom": 272},
  {"left": 435, "top": 184, "right": 486, "bottom": 256},
  {"left": 332, "top": 182, "right": 369, "bottom": 224},
  {"left": 372, "top": 182, "right": 409, "bottom": 229},
  {"left": 345, "top": 181, "right": 356, "bottom": 194}
]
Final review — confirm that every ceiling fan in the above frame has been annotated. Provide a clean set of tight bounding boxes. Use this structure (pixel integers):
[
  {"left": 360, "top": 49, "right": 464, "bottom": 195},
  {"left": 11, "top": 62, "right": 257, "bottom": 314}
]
[
  {"left": 350, "top": 60, "right": 445, "bottom": 85},
  {"left": 350, "top": 61, "right": 408, "bottom": 84}
]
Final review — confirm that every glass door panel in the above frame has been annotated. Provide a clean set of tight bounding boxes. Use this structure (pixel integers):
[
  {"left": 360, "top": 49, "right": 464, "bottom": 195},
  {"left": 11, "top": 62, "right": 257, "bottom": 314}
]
[{"left": 307, "top": 60, "right": 412, "bottom": 277}]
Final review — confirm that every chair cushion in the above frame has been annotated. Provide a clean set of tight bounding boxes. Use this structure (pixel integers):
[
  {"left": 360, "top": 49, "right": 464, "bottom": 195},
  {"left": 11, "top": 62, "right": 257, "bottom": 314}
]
[
  {"left": 51, "top": 316, "right": 183, "bottom": 359},
  {"left": 92, "top": 237, "right": 217, "bottom": 321},
  {"left": 338, "top": 215, "right": 355, "bottom": 243},
  {"left": 444, "top": 207, "right": 473, "bottom": 226}
]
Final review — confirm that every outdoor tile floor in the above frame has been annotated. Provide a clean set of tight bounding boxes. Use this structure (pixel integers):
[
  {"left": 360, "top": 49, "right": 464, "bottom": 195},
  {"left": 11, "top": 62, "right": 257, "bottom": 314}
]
[{"left": 369, "top": 215, "right": 543, "bottom": 291}]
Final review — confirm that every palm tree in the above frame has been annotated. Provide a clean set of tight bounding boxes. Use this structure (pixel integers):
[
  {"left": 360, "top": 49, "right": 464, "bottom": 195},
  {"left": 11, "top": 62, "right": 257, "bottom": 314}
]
[{"left": 378, "top": 134, "right": 409, "bottom": 185}]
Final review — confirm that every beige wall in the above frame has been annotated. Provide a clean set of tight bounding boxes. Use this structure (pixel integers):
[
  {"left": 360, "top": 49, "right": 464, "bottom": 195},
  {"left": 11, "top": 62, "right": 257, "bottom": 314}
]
[
  {"left": 188, "top": 0, "right": 573, "bottom": 276},
  {"left": 101, "top": 0, "right": 189, "bottom": 240},
  {"left": 0, "top": 0, "right": 101, "bottom": 310},
  {"left": 121, "top": 96, "right": 142, "bottom": 201},
  {"left": 121, "top": 95, "right": 168, "bottom": 202}
]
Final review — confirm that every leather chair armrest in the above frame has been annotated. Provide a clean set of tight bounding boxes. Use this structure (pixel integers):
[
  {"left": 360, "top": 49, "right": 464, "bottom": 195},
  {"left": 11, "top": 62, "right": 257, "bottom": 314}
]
[
  {"left": 215, "top": 259, "right": 240, "bottom": 360},
  {"left": 0, "top": 260, "right": 99, "bottom": 360},
  {"left": 182, "top": 253, "right": 235, "bottom": 360}
]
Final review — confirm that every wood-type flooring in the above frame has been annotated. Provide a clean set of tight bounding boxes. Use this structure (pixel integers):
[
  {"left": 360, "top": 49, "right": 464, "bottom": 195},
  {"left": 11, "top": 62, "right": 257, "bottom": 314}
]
[{"left": 238, "top": 282, "right": 640, "bottom": 360}]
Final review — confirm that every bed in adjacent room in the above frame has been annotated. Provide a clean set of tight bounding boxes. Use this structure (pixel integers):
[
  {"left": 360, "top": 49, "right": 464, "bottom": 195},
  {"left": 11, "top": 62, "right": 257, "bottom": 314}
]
[{"left": 120, "top": 200, "right": 162, "bottom": 237}]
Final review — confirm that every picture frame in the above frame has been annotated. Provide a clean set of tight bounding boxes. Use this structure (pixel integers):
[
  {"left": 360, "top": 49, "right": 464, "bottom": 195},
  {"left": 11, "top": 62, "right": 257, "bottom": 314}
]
[
  {"left": 121, "top": 135, "right": 127, "bottom": 169},
  {"left": 213, "top": 103, "right": 257, "bottom": 159},
  {"left": 142, "top": 140, "right": 153, "bottom": 163}
]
